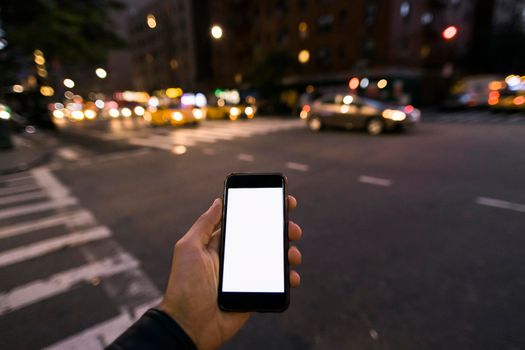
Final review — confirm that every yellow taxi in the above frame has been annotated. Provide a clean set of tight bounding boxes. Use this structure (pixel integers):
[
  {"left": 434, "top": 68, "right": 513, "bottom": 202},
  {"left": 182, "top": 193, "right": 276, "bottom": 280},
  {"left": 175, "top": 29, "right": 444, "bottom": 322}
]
[
  {"left": 144, "top": 94, "right": 206, "bottom": 126},
  {"left": 206, "top": 90, "right": 256, "bottom": 121},
  {"left": 488, "top": 75, "right": 525, "bottom": 111}
]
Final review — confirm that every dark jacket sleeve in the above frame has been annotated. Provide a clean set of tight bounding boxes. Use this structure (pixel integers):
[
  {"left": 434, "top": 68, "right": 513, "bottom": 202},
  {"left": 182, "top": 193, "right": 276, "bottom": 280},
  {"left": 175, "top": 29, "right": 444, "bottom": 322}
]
[{"left": 106, "top": 308, "right": 197, "bottom": 350}]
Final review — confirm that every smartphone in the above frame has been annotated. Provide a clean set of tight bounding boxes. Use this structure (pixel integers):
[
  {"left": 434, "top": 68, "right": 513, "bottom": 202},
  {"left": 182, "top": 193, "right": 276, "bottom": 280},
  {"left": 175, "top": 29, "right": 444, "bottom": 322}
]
[{"left": 218, "top": 173, "right": 289, "bottom": 312}]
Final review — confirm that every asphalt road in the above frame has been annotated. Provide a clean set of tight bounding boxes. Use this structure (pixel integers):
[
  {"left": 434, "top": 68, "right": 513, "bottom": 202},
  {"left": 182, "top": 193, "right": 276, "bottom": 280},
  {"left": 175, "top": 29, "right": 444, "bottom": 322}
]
[{"left": 1, "top": 110, "right": 525, "bottom": 349}]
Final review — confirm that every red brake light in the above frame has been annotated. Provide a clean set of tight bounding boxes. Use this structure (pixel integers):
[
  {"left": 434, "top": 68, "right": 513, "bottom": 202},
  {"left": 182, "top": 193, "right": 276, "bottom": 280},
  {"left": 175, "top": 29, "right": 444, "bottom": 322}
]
[
  {"left": 404, "top": 105, "right": 414, "bottom": 113},
  {"left": 302, "top": 104, "right": 311, "bottom": 112}
]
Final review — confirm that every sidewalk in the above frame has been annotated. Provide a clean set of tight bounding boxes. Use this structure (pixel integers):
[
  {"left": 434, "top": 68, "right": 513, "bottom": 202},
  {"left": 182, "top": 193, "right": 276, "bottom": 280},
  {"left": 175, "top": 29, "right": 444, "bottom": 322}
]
[{"left": 0, "top": 132, "right": 54, "bottom": 175}]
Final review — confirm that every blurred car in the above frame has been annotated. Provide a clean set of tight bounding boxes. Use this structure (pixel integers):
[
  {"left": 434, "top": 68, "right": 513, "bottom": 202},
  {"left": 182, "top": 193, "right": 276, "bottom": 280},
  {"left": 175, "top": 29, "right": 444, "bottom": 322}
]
[
  {"left": 443, "top": 75, "right": 501, "bottom": 110},
  {"left": 206, "top": 93, "right": 256, "bottom": 121},
  {"left": 206, "top": 101, "right": 256, "bottom": 121},
  {"left": 488, "top": 75, "right": 525, "bottom": 112},
  {"left": 145, "top": 101, "right": 205, "bottom": 126},
  {"left": 301, "top": 93, "right": 421, "bottom": 135},
  {"left": 491, "top": 91, "right": 525, "bottom": 111}
]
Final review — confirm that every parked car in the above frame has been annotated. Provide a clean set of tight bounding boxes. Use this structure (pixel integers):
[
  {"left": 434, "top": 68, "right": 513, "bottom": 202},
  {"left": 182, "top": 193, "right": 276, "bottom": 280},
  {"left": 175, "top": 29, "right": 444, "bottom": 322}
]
[{"left": 300, "top": 93, "right": 421, "bottom": 135}]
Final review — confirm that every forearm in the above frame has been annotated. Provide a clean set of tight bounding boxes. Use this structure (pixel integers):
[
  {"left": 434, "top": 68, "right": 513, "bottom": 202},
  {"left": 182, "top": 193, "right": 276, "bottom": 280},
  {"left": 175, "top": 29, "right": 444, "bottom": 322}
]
[{"left": 107, "top": 308, "right": 197, "bottom": 350}]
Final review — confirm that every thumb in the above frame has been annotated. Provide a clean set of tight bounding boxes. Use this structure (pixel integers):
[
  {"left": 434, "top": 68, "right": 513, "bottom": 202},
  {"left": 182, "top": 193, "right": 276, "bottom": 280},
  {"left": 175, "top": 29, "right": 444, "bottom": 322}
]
[{"left": 187, "top": 198, "right": 222, "bottom": 245}]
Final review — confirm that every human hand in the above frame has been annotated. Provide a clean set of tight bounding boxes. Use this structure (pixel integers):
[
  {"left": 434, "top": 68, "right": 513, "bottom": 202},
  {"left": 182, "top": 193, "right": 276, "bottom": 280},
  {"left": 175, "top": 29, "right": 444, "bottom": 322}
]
[{"left": 159, "top": 196, "right": 303, "bottom": 350}]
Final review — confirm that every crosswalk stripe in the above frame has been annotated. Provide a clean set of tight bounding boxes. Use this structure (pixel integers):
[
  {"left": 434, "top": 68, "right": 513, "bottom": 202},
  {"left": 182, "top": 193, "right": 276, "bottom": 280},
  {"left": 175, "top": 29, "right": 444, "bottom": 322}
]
[
  {"left": 0, "top": 173, "right": 31, "bottom": 182},
  {"left": 167, "top": 132, "right": 218, "bottom": 142},
  {"left": 0, "top": 191, "right": 47, "bottom": 206},
  {"left": 175, "top": 129, "right": 235, "bottom": 140},
  {"left": 46, "top": 310, "right": 133, "bottom": 349},
  {"left": 0, "top": 226, "right": 111, "bottom": 268},
  {"left": 43, "top": 297, "right": 162, "bottom": 349},
  {"left": 0, "top": 253, "right": 139, "bottom": 315},
  {"left": 57, "top": 147, "right": 80, "bottom": 161},
  {"left": 0, "top": 210, "right": 94, "bottom": 240},
  {"left": 0, "top": 184, "right": 40, "bottom": 197},
  {"left": 32, "top": 167, "right": 70, "bottom": 199},
  {"left": 0, "top": 197, "right": 78, "bottom": 220},
  {"left": 128, "top": 138, "right": 176, "bottom": 150},
  {"left": 0, "top": 175, "right": 33, "bottom": 185}
]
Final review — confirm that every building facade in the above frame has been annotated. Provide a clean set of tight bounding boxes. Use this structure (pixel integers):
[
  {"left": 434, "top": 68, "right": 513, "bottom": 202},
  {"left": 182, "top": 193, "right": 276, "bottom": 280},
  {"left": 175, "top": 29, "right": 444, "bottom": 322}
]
[{"left": 128, "top": 0, "right": 211, "bottom": 92}]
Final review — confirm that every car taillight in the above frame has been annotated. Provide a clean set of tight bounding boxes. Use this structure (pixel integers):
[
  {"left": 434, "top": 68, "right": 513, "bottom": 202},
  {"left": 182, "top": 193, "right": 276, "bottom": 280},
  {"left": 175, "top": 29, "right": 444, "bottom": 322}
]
[
  {"left": 404, "top": 105, "right": 414, "bottom": 113},
  {"left": 302, "top": 104, "right": 311, "bottom": 112}
]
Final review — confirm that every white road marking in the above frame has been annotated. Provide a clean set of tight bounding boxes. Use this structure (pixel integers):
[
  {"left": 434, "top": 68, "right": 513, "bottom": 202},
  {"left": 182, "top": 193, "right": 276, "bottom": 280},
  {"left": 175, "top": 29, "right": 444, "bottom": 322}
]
[
  {"left": 0, "top": 197, "right": 78, "bottom": 220},
  {"left": 128, "top": 137, "right": 178, "bottom": 149},
  {"left": 0, "top": 253, "right": 139, "bottom": 315},
  {"left": 475, "top": 197, "right": 525, "bottom": 213},
  {"left": 0, "top": 174, "right": 32, "bottom": 183},
  {"left": 91, "top": 148, "right": 151, "bottom": 163},
  {"left": 44, "top": 298, "right": 162, "bottom": 349},
  {"left": 0, "top": 226, "right": 111, "bottom": 268},
  {"left": 286, "top": 162, "right": 309, "bottom": 172},
  {"left": 0, "top": 210, "right": 94, "bottom": 240},
  {"left": 32, "top": 167, "right": 70, "bottom": 199},
  {"left": 509, "top": 116, "right": 523, "bottom": 123},
  {"left": 0, "top": 184, "right": 41, "bottom": 197},
  {"left": 238, "top": 153, "right": 254, "bottom": 162},
  {"left": 358, "top": 175, "right": 392, "bottom": 187},
  {"left": 57, "top": 147, "right": 80, "bottom": 161},
  {"left": 175, "top": 129, "right": 235, "bottom": 140},
  {"left": 0, "top": 190, "right": 47, "bottom": 206}
]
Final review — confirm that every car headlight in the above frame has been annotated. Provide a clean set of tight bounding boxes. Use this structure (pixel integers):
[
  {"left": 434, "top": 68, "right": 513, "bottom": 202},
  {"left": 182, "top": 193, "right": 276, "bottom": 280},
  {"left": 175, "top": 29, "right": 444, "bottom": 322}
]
[
  {"left": 172, "top": 111, "right": 183, "bottom": 121},
  {"left": 109, "top": 108, "right": 120, "bottom": 118},
  {"left": 0, "top": 111, "right": 10, "bottom": 120},
  {"left": 382, "top": 109, "right": 406, "bottom": 121},
  {"left": 230, "top": 107, "right": 240, "bottom": 117},
  {"left": 84, "top": 110, "right": 96, "bottom": 119},
  {"left": 52, "top": 110, "right": 64, "bottom": 119},
  {"left": 71, "top": 110, "right": 84, "bottom": 120},
  {"left": 134, "top": 106, "right": 145, "bottom": 116},
  {"left": 192, "top": 108, "right": 203, "bottom": 119},
  {"left": 245, "top": 106, "right": 254, "bottom": 115},
  {"left": 121, "top": 107, "right": 132, "bottom": 117}
]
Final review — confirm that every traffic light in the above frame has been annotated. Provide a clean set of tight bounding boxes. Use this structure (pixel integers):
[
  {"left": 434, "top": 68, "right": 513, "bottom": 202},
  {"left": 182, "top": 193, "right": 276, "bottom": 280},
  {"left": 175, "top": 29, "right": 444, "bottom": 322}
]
[{"left": 442, "top": 26, "right": 458, "bottom": 40}]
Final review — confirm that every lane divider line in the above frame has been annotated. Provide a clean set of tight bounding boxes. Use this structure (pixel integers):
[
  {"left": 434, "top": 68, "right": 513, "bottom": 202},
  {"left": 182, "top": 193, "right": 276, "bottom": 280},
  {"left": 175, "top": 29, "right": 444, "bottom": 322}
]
[
  {"left": 237, "top": 153, "right": 254, "bottom": 162},
  {"left": 475, "top": 197, "right": 525, "bottom": 213},
  {"left": 286, "top": 162, "right": 309, "bottom": 172},
  {"left": 358, "top": 175, "right": 392, "bottom": 187}
]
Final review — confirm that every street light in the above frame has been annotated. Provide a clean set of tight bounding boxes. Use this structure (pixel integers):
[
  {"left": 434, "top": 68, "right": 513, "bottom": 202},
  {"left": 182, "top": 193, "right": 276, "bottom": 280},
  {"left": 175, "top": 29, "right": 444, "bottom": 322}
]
[
  {"left": 63, "top": 78, "right": 75, "bottom": 88},
  {"left": 298, "top": 49, "right": 310, "bottom": 64},
  {"left": 211, "top": 25, "right": 223, "bottom": 39},
  {"left": 95, "top": 68, "right": 107, "bottom": 79}
]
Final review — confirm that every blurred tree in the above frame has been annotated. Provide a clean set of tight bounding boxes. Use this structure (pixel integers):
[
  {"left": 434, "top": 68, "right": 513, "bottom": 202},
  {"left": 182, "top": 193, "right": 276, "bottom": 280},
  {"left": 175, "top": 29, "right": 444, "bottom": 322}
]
[
  {"left": 1, "top": 0, "right": 125, "bottom": 66},
  {"left": 0, "top": 0, "right": 125, "bottom": 129}
]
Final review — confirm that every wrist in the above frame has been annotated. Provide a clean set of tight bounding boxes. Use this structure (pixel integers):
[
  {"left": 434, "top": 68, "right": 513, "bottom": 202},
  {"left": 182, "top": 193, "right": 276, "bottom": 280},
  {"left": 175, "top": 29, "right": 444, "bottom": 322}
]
[{"left": 158, "top": 301, "right": 200, "bottom": 348}]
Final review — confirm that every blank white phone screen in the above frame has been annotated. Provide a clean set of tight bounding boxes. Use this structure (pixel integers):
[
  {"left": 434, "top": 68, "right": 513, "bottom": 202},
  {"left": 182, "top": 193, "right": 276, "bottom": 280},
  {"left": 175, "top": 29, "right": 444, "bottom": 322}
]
[{"left": 222, "top": 187, "right": 284, "bottom": 293}]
